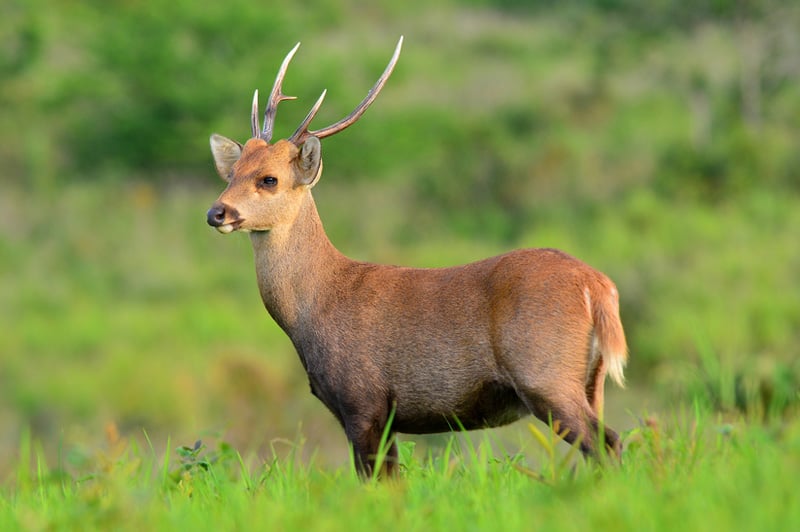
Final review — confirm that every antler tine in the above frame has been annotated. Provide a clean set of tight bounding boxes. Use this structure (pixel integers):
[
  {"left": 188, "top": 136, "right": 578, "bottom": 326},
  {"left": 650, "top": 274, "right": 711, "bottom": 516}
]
[
  {"left": 290, "top": 89, "right": 327, "bottom": 144},
  {"left": 260, "top": 42, "right": 301, "bottom": 143},
  {"left": 290, "top": 36, "right": 403, "bottom": 145},
  {"left": 250, "top": 89, "right": 260, "bottom": 138}
]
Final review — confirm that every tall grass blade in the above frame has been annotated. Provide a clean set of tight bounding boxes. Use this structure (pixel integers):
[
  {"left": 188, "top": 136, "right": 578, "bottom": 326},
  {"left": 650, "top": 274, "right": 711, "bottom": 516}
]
[
  {"left": 527, "top": 423, "right": 554, "bottom": 459},
  {"left": 370, "top": 404, "right": 397, "bottom": 482}
]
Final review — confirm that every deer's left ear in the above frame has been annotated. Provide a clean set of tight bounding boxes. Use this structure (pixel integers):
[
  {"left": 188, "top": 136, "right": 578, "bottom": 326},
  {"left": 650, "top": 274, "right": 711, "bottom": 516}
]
[
  {"left": 295, "top": 136, "right": 322, "bottom": 188},
  {"left": 209, "top": 134, "right": 243, "bottom": 182}
]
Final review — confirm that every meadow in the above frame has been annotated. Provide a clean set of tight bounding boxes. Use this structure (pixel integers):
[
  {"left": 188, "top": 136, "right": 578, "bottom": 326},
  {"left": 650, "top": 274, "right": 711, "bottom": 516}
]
[
  {"left": 4, "top": 411, "right": 800, "bottom": 530},
  {"left": 2, "top": 0, "right": 799, "bottom": 528}
]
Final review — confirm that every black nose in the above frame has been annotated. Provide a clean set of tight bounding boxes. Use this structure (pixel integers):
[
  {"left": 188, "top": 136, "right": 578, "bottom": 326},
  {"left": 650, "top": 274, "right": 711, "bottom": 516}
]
[{"left": 207, "top": 204, "right": 226, "bottom": 227}]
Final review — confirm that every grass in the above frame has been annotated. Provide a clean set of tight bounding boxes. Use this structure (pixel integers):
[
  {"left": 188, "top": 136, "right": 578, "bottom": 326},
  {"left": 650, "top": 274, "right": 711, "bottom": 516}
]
[{"left": 3, "top": 409, "right": 799, "bottom": 530}]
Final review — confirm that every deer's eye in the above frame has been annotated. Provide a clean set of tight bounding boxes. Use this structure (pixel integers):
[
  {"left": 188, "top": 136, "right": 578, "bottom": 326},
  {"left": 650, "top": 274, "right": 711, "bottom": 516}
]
[{"left": 257, "top": 176, "right": 278, "bottom": 189}]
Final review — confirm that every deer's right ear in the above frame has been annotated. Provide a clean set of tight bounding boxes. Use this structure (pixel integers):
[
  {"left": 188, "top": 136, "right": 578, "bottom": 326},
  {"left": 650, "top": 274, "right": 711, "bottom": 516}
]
[
  {"left": 295, "top": 136, "right": 322, "bottom": 188},
  {"left": 210, "top": 134, "right": 243, "bottom": 182}
]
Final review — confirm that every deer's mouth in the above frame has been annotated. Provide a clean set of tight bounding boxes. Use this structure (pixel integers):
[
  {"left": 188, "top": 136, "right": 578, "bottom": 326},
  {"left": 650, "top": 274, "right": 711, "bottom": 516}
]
[{"left": 216, "top": 219, "right": 244, "bottom": 234}]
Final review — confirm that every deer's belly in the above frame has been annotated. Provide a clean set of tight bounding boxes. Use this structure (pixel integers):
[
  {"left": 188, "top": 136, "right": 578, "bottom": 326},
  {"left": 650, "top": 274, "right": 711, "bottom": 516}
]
[{"left": 392, "top": 380, "right": 528, "bottom": 434}]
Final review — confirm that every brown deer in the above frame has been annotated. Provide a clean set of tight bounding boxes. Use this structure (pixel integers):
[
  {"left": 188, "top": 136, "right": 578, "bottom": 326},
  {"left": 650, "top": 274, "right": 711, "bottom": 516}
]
[{"left": 206, "top": 37, "right": 628, "bottom": 477}]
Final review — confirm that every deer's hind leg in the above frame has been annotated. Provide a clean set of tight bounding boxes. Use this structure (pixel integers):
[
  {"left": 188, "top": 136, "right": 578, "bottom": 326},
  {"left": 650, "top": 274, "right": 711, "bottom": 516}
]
[
  {"left": 584, "top": 350, "right": 621, "bottom": 456},
  {"left": 505, "top": 331, "right": 619, "bottom": 459},
  {"left": 514, "top": 386, "right": 600, "bottom": 456}
]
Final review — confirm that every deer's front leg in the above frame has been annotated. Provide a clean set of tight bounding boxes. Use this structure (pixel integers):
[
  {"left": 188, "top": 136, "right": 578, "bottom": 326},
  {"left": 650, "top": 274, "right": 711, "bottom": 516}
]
[{"left": 344, "top": 411, "right": 397, "bottom": 479}]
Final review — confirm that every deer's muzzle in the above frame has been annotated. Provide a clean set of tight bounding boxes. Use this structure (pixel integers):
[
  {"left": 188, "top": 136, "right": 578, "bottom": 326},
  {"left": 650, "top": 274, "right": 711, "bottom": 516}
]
[{"left": 206, "top": 203, "right": 242, "bottom": 234}]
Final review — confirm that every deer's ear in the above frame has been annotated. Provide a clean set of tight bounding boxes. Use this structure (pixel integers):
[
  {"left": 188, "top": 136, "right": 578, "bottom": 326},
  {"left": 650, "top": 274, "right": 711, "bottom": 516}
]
[
  {"left": 295, "top": 136, "right": 322, "bottom": 188},
  {"left": 209, "top": 134, "right": 243, "bottom": 182}
]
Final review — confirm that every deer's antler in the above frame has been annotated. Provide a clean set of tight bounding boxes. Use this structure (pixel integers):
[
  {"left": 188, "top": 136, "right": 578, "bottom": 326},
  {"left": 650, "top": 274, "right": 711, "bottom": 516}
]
[
  {"left": 289, "top": 36, "right": 403, "bottom": 145},
  {"left": 253, "top": 43, "right": 300, "bottom": 142},
  {"left": 252, "top": 37, "right": 402, "bottom": 145}
]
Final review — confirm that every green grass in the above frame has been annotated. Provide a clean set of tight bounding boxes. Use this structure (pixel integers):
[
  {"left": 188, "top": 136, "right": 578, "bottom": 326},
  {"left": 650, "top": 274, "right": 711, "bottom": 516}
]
[{"left": 3, "top": 410, "right": 799, "bottom": 530}]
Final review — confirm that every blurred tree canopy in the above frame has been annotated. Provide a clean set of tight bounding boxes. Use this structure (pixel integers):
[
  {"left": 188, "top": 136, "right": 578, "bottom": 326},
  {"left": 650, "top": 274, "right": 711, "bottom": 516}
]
[{"left": 3, "top": 0, "right": 798, "bottom": 200}]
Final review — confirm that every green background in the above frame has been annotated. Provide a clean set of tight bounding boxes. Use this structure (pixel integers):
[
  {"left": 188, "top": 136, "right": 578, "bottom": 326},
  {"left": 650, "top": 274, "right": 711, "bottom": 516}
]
[{"left": 2, "top": 0, "right": 798, "bottom": 477}]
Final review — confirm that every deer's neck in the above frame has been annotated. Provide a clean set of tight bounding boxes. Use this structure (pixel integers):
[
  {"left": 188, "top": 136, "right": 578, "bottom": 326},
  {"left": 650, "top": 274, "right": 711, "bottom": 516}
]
[{"left": 249, "top": 192, "right": 345, "bottom": 335}]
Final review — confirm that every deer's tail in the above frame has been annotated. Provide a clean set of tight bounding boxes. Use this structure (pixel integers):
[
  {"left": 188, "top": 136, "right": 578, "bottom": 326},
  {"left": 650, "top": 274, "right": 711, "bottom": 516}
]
[{"left": 589, "top": 278, "right": 628, "bottom": 388}]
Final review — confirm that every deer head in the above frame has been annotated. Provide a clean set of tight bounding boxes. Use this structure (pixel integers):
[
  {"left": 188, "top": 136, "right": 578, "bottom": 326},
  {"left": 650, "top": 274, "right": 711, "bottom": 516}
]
[{"left": 206, "top": 38, "right": 403, "bottom": 234}]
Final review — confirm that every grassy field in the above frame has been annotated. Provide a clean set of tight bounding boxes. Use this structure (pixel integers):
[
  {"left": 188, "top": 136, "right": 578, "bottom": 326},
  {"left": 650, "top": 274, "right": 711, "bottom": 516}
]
[
  {"left": 2, "top": 0, "right": 800, "bottom": 529},
  {"left": 4, "top": 409, "right": 800, "bottom": 530}
]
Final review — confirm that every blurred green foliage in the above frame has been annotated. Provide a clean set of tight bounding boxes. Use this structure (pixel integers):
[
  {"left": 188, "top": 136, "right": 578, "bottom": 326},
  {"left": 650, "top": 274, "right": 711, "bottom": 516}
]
[{"left": 1, "top": 0, "right": 799, "bottom": 473}]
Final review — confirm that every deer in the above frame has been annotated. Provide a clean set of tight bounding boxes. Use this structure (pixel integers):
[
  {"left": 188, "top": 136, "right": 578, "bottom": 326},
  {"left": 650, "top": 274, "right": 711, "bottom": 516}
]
[{"left": 206, "top": 37, "right": 628, "bottom": 478}]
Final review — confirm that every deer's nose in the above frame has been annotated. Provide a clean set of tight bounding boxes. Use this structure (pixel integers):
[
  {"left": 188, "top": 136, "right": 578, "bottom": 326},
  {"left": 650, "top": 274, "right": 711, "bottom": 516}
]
[{"left": 206, "top": 204, "right": 226, "bottom": 227}]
